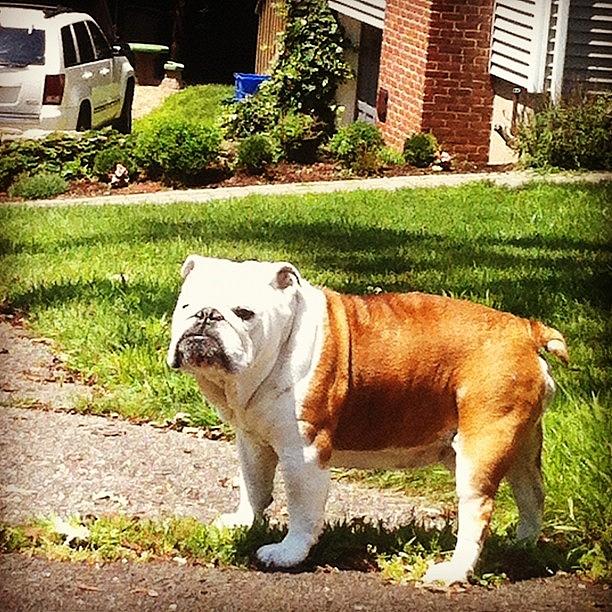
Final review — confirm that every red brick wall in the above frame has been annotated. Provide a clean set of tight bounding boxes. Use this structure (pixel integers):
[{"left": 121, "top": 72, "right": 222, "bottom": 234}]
[
  {"left": 377, "top": 0, "right": 495, "bottom": 163},
  {"left": 421, "top": 0, "right": 494, "bottom": 162},
  {"left": 377, "top": 0, "right": 432, "bottom": 149}
]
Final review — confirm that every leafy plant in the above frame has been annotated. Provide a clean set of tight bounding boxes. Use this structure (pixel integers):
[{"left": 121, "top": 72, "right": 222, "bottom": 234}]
[
  {"left": 0, "top": 129, "right": 133, "bottom": 190},
  {"left": 93, "top": 144, "right": 137, "bottom": 180},
  {"left": 133, "top": 118, "right": 221, "bottom": 184},
  {"left": 328, "top": 121, "right": 384, "bottom": 173},
  {"left": 378, "top": 146, "right": 405, "bottom": 166},
  {"left": 515, "top": 94, "right": 612, "bottom": 170},
  {"left": 403, "top": 132, "right": 438, "bottom": 168},
  {"left": 274, "top": 112, "right": 321, "bottom": 162},
  {"left": 235, "top": 134, "right": 276, "bottom": 174},
  {"left": 223, "top": 0, "right": 351, "bottom": 138},
  {"left": 8, "top": 171, "right": 68, "bottom": 200}
]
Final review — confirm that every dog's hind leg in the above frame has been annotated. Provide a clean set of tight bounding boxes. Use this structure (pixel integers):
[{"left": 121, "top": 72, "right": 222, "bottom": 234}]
[
  {"left": 505, "top": 421, "right": 544, "bottom": 542},
  {"left": 423, "top": 395, "right": 539, "bottom": 584}
]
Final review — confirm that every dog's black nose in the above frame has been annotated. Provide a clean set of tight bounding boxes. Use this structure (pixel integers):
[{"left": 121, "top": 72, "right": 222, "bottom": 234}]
[{"left": 193, "top": 307, "right": 224, "bottom": 323}]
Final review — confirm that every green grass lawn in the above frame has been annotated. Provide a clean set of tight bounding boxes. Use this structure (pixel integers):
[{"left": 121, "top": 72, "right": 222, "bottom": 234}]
[
  {"left": 0, "top": 181, "right": 610, "bottom": 575},
  {"left": 134, "top": 84, "right": 234, "bottom": 130}
]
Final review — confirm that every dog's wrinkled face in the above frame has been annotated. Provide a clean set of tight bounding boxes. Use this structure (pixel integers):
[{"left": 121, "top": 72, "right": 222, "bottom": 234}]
[{"left": 167, "top": 256, "right": 300, "bottom": 377}]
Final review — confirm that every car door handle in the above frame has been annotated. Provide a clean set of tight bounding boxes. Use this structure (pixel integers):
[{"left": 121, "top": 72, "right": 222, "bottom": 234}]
[
  {"left": 82, "top": 71, "right": 93, "bottom": 80},
  {"left": 99, "top": 68, "right": 110, "bottom": 76}
]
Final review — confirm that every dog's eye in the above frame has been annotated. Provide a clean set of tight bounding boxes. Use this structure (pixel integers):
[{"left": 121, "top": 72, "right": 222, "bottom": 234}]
[
  {"left": 181, "top": 304, "right": 189, "bottom": 309},
  {"left": 232, "top": 307, "right": 255, "bottom": 321}
]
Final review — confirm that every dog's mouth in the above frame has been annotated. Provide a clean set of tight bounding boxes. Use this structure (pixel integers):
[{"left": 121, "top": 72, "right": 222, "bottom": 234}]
[{"left": 174, "top": 332, "right": 237, "bottom": 373}]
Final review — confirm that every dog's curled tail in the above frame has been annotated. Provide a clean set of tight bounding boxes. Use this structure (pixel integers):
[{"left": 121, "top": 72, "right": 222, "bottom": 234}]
[{"left": 529, "top": 321, "right": 569, "bottom": 364}]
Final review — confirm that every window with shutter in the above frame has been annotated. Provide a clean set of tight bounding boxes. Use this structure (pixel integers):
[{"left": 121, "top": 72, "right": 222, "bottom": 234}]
[
  {"left": 328, "top": 0, "right": 386, "bottom": 29},
  {"left": 489, "top": 0, "right": 552, "bottom": 92}
]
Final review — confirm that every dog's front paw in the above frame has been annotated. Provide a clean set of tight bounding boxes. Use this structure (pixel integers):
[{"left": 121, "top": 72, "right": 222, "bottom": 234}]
[
  {"left": 256, "top": 535, "right": 311, "bottom": 568},
  {"left": 213, "top": 511, "right": 254, "bottom": 530},
  {"left": 422, "top": 560, "right": 469, "bottom": 586}
]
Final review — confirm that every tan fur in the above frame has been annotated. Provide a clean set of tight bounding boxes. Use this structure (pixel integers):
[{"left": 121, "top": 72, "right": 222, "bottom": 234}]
[{"left": 301, "top": 290, "right": 567, "bottom": 473}]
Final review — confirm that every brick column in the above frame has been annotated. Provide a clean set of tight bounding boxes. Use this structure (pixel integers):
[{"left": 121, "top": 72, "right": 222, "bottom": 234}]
[
  {"left": 421, "top": 0, "right": 495, "bottom": 162},
  {"left": 377, "top": 0, "right": 432, "bottom": 149},
  {"left": 376, "top": 0, "right": 495, "bottom": 163}
]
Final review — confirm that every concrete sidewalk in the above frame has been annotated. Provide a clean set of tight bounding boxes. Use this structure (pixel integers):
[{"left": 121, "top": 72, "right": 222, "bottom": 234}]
[{"left": 5, "top": 170, "right": 611, "bottom": 208}]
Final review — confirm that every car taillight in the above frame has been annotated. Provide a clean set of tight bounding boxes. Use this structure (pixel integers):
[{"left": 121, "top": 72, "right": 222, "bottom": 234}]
[{"left": 43, "top": 74, "right": 65, "bottom": 105}]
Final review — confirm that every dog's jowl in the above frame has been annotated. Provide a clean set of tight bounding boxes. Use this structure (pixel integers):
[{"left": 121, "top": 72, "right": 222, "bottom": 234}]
[{"left": 167, "top": 255, "right": 568, "bottom": 584}]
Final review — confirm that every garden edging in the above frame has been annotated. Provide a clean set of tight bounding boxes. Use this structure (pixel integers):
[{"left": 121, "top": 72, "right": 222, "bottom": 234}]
[{"left": 4, "top": 170, "right": 611, "bottom": 208}]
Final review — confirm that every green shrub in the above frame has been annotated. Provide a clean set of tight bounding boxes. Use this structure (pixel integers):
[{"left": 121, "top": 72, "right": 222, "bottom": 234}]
[
  {"left": 93, "top": 145, "right": 136, "bottom": 180},
  {"left": 515, "top": 95, "right": 612, "bottom": 170},
  {"left": 403, "top": 132, "right": 438, "bottom": 168},
  {"left": 378, "top": 146, "right": 405, "bottom": 166},
  {"left": 8, "top": 172, "right": 68, "bottom": 199},
  {"left": 235, "top": 134, "right": 276, "bottom": 174},
  {"left": 0, "top": 129, "right": 132, "bottom": 190},
  {"left": 134, "top": 118, "right": 221, "bottom": 183},
  {"left": 328, "top": 121, "right": 384, "bottom": 172},
  {"left": 274, "top": 112, "right": 321, "bottom": 162}
]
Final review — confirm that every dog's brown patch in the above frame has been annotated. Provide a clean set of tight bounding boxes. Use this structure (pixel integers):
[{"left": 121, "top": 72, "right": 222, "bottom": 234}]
[{"left": 300, "top": 289, "right": 565, "bottom": 471}]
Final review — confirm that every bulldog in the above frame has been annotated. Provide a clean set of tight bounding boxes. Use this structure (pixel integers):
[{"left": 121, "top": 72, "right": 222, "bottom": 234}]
[{"left": 167, "top": 255, "right": 568, "bottom": 584}]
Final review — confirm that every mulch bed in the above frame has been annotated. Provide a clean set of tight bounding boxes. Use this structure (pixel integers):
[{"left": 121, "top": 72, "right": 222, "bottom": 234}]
[{"left": 0, "top": 160, "right": 515, "bottom": 203}]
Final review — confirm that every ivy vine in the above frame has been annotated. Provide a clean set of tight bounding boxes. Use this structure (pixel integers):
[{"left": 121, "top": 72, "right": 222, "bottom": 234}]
[{"left": 224, "top": 0, "right": 351, "bottom": 138}]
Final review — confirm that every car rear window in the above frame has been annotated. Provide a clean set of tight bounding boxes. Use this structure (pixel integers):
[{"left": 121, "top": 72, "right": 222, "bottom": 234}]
[{"left": 0, "top": 27, "right": 45, "bottom": 67}]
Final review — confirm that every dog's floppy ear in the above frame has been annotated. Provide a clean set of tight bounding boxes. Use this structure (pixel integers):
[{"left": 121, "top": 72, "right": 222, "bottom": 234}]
[
  {"left": 272, "top": 263, "right": 302, "bottom": 290},
  {"left": 180, "top": 254, "right": 200, "bottom": 279}
]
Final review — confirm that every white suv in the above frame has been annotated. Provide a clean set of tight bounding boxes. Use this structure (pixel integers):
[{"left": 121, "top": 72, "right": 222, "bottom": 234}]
[{"left": 0, "top": 3, "right": 135, "bottom": 135}]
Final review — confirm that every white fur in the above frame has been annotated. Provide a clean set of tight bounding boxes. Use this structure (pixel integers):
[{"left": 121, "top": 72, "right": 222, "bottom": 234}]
[
  {"left": 167, "top": 256, "right": 547, "bottom": 582},
  {"left": 423, "top": 435, "right": 485, "bottom": 585},
  {"left": 330, "top": 437, "right": 453, "bottom": 470},
  {"left": 168, "top": 256, "right": 330, "bottom": 567},
  {"left": 539, "top": 356, "right": 556, "bottom": 407}
]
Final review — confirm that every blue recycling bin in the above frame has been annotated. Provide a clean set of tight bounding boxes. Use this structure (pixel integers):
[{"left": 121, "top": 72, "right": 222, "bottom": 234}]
[{"left": 234, "top": 73, "right": 271, "bottom": 101}]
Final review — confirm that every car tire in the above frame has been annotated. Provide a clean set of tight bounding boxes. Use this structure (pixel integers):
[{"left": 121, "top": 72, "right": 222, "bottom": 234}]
[
  {"left": 76, "top": 103, "right": 92, "bottom": 131},
  {"left": 113, "top": 80, "right": 134, "bottom": 134}
]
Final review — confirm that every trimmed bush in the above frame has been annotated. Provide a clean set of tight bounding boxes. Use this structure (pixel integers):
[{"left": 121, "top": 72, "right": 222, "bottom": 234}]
[
  {"left": 93, "top": 145, "right": 136, "bottom": 180},
  {"left": 235, "top": 134, "right": 276, "bottom": 174},
  {"left": 515, "top": 95, "right": 612, "bottom": 170},
  {"left": 328, "top": 121, "right": 384, "bottom": 172},
  {"left": 0, "top": 129, "right": 133, "bottom": 190},
  {"left": 403, "top": 132, "right": 438, "bottom": 168},
  {"left": 134, "top": 118, "right": 222, "bottom": 183},
  {"left": 8, "top": 172, "right": 68, "bottom": 200}
]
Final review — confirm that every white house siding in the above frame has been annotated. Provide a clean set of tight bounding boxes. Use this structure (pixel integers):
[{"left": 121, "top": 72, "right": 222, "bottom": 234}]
[
  {"left": 328, "top": 0, "right": 386, "bottom": 29},
  {"left": 490, "top": 0, "right": 552, "bottom": 91},
  {"left": 562, "top": 0, "right": 612, "bottom": 93}
]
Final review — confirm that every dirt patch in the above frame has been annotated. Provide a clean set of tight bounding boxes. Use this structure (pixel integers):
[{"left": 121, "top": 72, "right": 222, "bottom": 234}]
[
  {"left": 0, "top": 159, "right": 516, "bottom": 203},
  {"left": 1, "top": 554, "right": 609, "bottom": 612}
]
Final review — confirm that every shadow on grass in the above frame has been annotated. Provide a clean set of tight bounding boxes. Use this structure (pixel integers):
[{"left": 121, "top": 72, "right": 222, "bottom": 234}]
[
  {"left": 7, "top": 218, "right": 611, "bottom": 315},
  {"left": 231, "top": 518, "right": 572, "bottom": 582}
]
